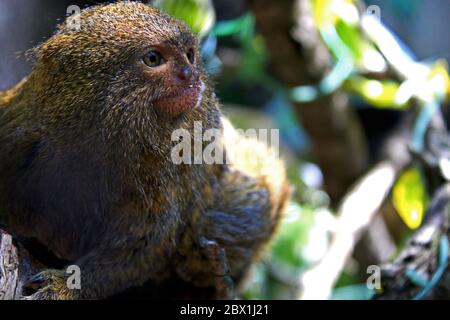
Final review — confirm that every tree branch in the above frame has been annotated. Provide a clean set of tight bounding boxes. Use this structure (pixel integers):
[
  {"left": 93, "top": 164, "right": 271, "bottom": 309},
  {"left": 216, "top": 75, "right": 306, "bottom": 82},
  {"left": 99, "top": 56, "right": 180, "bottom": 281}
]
[
  {"left": 0, "top": 229, "right": 44, "bottom": 300},
  {"left": 247, "top": 0, "right": 369, "bottom": 204},
  {"left": 375, "top": 184, "right": 450, "bottom": 300}
]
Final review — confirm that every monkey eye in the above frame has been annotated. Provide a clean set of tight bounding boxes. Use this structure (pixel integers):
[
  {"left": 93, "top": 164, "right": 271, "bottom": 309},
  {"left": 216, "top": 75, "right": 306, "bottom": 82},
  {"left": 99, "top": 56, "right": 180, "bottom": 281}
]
[
  {"left": 186, "top": 49, "right": 195, "bottom": 64},
  {"left": 143, "top": 50, "right": 164, "bottom": 68}
]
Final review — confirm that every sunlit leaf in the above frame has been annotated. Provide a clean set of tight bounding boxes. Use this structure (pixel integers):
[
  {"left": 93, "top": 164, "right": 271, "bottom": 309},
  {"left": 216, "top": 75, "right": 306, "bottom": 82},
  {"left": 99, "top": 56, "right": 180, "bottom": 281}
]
[
  {"left": 336, "top": 20, "right": 365, "bottom": 62},
  {"left": 428, "top": 60, "right": 450, "bottom": 99},
  {"left": 392, "top": 167, "right": 428, "bottom": 230},
  {"left": 312, "top": 0, "right": 335, "bottom": 28},
  {"left": 313, "top": 0, "right": 358, "bottom": 27},
  {"left": 346, "top": 76, "right": 407, "bottom": 109},
  {"left": 154, "top": 0, "right": 215, "bottom": 37},
  {"left": 336, "top": 20, "right": 387, "bottom": 72}
]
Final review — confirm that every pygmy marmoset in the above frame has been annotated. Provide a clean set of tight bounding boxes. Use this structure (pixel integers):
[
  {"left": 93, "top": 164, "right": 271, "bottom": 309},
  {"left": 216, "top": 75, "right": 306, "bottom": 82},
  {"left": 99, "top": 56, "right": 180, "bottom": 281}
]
[{"left": 0, "top": 1, "right": 290, "bottom": 299}]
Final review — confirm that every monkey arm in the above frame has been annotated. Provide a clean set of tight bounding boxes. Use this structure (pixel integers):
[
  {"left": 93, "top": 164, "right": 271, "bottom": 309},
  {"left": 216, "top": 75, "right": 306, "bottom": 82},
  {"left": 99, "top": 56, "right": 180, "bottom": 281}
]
[
  {"left": 194, "top": 118, "right": 291, "bottom": 292},
  {"left": 215, "top": 118, "right": 290, "bottom": 282},
  {"left": 174, "top": 166, "right": 288, "bottom": 299},
  {"left": 202, "top": 169, "right": 288, "bottom": 287},
  {"left": 22, "top": 223, "right": 177, "bottom": 300}
]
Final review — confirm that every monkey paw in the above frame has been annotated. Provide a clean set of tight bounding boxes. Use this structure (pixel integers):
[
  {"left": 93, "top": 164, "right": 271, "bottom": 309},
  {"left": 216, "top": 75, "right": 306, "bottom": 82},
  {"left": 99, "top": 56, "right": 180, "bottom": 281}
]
[
  {"left": 21, "top": 269, "right": 78, "bottom": 300},
  {"left": 198, "top": 237, "right": 235, "bottom": 299}
]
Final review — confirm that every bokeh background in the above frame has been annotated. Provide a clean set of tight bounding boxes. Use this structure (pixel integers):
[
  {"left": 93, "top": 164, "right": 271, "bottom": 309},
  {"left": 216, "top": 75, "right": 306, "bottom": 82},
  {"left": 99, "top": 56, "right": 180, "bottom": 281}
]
[{"left": 1, "top": 0, "right": 450, "bottom": 299}]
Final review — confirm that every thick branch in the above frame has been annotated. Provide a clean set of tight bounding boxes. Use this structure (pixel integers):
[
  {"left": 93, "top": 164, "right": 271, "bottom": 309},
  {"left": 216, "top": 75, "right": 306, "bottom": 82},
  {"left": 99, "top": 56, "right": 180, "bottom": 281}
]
[{"left": 0, "top": 229, "right": 42, "bottom": 300}]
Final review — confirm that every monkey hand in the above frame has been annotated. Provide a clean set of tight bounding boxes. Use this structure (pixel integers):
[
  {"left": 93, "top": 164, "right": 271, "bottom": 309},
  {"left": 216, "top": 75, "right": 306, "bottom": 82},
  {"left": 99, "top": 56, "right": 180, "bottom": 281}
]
[
  {"left": 197, "top": 237, "right": 235, "bottom": 299},
  {"left": 21, "top": 269, "right": 79, "bottom": 300},
  {"left": 176, "top": 236, "right": 235, "bottom": 299}
]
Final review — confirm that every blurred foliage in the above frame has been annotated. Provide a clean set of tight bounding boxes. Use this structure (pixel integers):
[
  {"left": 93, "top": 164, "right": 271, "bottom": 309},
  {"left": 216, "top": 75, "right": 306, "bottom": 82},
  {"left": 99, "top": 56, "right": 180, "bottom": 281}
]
[{"left": 156, "top": 0, "right": 450, "bottom": 300}]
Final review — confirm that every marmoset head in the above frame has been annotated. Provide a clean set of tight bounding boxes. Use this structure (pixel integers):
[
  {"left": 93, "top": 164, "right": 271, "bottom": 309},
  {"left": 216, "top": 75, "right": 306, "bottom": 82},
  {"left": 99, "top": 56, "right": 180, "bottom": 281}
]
[{"left": 30, "top": 1, "right": 215, "bottom": 135}]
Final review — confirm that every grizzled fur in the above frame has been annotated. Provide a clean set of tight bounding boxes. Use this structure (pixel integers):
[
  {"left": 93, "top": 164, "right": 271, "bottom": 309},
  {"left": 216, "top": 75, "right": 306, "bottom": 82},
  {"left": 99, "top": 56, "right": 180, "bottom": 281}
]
[{"left": 0, "top": 2, "right": 290, "bottom": 299}]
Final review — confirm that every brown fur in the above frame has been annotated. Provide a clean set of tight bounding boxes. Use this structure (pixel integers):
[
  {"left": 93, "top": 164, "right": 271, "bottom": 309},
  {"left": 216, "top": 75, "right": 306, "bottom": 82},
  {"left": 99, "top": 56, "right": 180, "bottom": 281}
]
[{"left": 0, "top": 2, "right": 290, "bottom": 299}]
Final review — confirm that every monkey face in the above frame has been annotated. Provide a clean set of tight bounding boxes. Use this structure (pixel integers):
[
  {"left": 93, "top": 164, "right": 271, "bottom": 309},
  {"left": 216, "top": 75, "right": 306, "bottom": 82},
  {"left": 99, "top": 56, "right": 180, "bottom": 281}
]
[
  {"left": 31, "top": 2, "right": 214, "bottom": 138},
  {"left": 137, "top": 42, "right": 206, "bottom": 118}
]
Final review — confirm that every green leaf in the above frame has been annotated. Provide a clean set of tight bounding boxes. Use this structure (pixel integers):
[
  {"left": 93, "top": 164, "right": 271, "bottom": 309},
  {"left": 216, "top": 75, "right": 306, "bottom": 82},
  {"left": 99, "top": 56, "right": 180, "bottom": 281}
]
[
  {"left": 392, "top": 167, "right": 428, "bottom": 230},
  {"left": 212, "top": 13, "right": 254, "bottom": 39},
  {"left": 346, "top": 76, "right": 407, "bottom": 109},
  {"left": 154, "top": 0, "right": 216, "bottom": 37},
  {"left": 336, "top": 20, "right": 386, "bottom": 72}
]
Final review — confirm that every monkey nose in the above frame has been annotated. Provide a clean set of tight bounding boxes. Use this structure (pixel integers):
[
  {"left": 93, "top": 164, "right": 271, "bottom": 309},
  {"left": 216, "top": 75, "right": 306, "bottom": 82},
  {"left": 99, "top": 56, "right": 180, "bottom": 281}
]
[{"left": 177, "top": 65, "right": 194, "bottom": 82}]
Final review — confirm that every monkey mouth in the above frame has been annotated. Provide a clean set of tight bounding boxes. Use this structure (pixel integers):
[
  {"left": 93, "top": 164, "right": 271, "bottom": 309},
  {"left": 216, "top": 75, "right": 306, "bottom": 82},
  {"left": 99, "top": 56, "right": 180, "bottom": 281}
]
[{"left": 153, "top": 81, "right": 206, "bottom": 117}]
